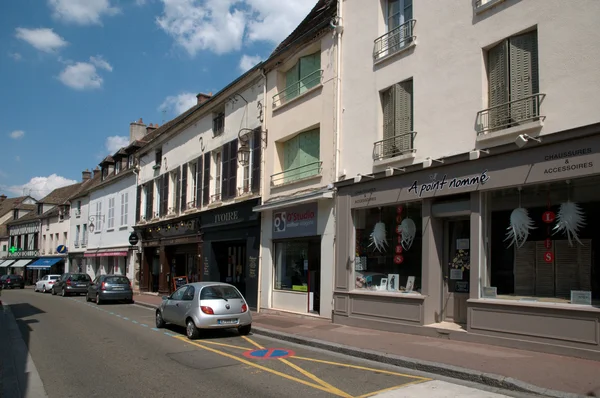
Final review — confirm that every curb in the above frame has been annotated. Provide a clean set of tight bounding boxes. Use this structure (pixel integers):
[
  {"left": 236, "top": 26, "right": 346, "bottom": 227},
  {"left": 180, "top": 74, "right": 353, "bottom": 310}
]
[
  {"left": 134, "top": 301, "right": 158, "bottom": 310},
  {"left": 251, "top": 326, "right": 586, "bottom": 398}
]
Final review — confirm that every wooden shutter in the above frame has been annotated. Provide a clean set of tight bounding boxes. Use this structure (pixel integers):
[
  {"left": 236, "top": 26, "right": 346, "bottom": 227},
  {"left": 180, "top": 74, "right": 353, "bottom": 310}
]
[
  {"left": 283, "top": 135, "right": 299, "bottom": 183},
  {"left": 135, "top": 186, "right": 141, "bottom": 223},
  {"left": 509, "top": 31, "right": 539, "bottom": 124},
  {"left": 195, "top": 156, "right": 203, "bottom": 208},
  {"left": 299, "top": 52, "right": 321, "bottom": 93},
  {"left": 394, "top": 80, "right": 413, "bottom": 152},
  {"left": 488, "top": 40, "right": 509, "bottom": 130},
  {"left": 228, "top": 139, "right": 238, "bottom": 199},
  {"left": 251, "top": 128, "right": 261, "bottom": 193},
  {"left": 285, "top": 63, "right": 299, "bottom": 101},
  {"left": 381, "top": 87, "right": 394, "bottom": 158},
  {"left": 298, "top": 129, "right": 320, "bottom": 179},
  {"left": 221, "top": 143, "right": 230, "bottom": 199},
  {"left": 145, "top": 181, "right": 153, "bottom": 220},
  {"left": 180, "top": 163, "right": 188, "bottom": 212},
  {"left": 161, "top": 173, "right": 169, "bottom": 216},
  {"left": 175, "top": 167, "right": 181, "bottom": 214},
  {"left": 203, "top": 152, "right": 211, "bottom": 205}
]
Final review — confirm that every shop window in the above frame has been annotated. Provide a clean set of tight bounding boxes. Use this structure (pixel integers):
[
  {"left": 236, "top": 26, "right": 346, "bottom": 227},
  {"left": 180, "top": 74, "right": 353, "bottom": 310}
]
[
  {"left": 274, "top": 239, "right": 320, "bottom": 292},
  {"left": 354, "top": 203, "right": 422, "bottom": 293},
  {"left": 485, "top": 177, "right": 600, "bottom": 304}
]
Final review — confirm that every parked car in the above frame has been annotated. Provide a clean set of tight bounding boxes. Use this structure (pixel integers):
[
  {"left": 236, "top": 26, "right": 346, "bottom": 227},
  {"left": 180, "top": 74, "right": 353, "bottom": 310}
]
[
  {"left": 0, "top": 274, "right": 25, "bottom": 289},
  {"left": 52, "top": 273, "right": 92, "bottom": 296},
  {"left": 155, "top": 282, "right": 252, "bottom": 339},
  {"left": 34, "top": 274, "right": 61, "bottom": 293},
  {"left": 86, "top": 275, "right": 133, "bottom": 304}
]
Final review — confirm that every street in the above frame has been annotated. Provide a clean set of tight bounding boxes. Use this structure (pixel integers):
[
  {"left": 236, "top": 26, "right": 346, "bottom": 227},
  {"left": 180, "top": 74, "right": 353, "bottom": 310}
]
[{"left": 2, "top": 288, "right": 538, "bottom": 398}]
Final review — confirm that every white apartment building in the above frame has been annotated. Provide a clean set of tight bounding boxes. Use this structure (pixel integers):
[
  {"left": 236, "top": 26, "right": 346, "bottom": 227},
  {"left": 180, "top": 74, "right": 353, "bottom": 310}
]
[
  {"left": 333, "top": 0, "right": 600, "bottom": 358},
  {"left": 253, "top": 0, "right": 339, "bottom": 318},
  {"left": 135, "top": 71, "right": 264, "bottom": 305}
]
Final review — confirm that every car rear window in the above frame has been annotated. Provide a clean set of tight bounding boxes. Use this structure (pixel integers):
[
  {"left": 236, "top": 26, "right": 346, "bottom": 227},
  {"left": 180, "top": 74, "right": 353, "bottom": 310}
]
[
  {"left": 49, "top": 276, "right": 59, "bottom": 280},
  {"left": 71, "top": 274, "right": 91, "bottom": 282},
  {"left": 200, "top": 286, "right": 241, "bottom": 300},
  {"left": 106, "top": 276, "right": 129, "bottom": 284}
]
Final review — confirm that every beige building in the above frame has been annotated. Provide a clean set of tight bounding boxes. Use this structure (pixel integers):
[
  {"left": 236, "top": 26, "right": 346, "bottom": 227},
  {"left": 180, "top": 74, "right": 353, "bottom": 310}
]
[
  {"left": 333, "top": 0, "right": 600, "bottom": 359},
  {"left": 254, "top": 0, "right": 339, "bottom": 317}
]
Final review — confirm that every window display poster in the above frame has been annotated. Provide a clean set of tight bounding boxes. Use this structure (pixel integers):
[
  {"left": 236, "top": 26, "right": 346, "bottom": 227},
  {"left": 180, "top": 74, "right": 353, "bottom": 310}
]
[
  {"left": 456, "top": 238, "right": 470, "bottom": 250},
  {"left": 450, "top": 268, "right": 463, "bottom": 280},
  {"left": 379, "top": 278, "right": 388, "bottom": 291},
  {"left": 405, "top": 276, "right": 415, "bottom": 292},
  {"left": 387, "top": 274, "right": 399, "bottom": 292},
  {"left": 355, "top": 256, "right": 367, "bottom": 271}
]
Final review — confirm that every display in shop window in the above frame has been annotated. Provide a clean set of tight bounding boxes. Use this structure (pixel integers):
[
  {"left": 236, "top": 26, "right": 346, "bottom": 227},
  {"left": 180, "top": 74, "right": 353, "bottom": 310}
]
[
  {"left": 368, "top": 221, "right": 388, "bottom": 253},
  {"left": 387, "top": 274, "right": 398, "bottom": 292},
  {"left": 405, "top": 276, "right": 415, "bottom": 292},
  {"left": 553, "top": 201, "right": 585, "bottom": 246}
]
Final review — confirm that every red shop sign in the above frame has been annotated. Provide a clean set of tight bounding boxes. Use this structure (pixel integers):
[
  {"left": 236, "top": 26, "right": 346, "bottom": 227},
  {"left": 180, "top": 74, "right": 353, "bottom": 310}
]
[
  {"left": 396, "top": 205, "right": 403, "bottom": 214},
  {"left": 544, "top": 238, "right": 552, "bottom": 250},
  {"left": 395, "top": 245, "right": 403, "bottom": 254},
  {"left": 394, "top": 255, "right": 404, "bottom": 264},
  {"left": 542, "top": 211, "right": 556, "bottom": 224},
  {"left": 544, "top": 251, "right": 554, "bottom": 263}
]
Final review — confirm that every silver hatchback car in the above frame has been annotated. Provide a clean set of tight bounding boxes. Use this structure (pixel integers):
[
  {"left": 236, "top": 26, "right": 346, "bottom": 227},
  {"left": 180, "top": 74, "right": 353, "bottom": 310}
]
[{"left": 155, "top": 282, "right": 252, "bottom": 339}]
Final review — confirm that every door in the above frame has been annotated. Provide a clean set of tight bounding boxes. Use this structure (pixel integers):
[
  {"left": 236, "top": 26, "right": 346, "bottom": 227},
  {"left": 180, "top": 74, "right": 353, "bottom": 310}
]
[
  {"left": 307, "top": 239, "right": 321, "bottom": 314},
  {"left": 442, "top": 219, "right": 470, "bottom": 324},
  {"left": 162, "top": 286, "right": 187, "bottom": 324}
]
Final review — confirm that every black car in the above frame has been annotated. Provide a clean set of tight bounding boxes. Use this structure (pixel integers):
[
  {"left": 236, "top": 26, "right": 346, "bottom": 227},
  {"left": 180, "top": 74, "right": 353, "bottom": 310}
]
[
  {"left": 52, "top": 273, "right": 92, "bottom": 297},
  {"left": 87, "top": 275, "right": 134, "bottom": 304},
  {"left": 0, "top": 274, "right": 25, "bottom": 289}
]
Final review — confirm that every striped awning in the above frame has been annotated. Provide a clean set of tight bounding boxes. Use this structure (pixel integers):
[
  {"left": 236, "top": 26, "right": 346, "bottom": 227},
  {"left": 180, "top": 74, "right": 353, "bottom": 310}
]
[
  {"left": 10, "top": 259, "right": 33, "bottom": 268},
  {"left": 0, "top": 260, "right": 15, "bottom": 268}
]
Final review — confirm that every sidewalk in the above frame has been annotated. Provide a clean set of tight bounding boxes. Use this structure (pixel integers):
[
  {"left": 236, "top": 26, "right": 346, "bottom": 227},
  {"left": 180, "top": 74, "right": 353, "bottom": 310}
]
[{"left": 135, "top": 293, "right": 600, "bottom": 398}]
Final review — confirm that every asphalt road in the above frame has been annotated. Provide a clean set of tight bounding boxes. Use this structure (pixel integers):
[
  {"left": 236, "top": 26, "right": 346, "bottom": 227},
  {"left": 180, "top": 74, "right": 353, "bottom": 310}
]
[{"left": 2, "top": 288, "right": 532, "bottom": 398}]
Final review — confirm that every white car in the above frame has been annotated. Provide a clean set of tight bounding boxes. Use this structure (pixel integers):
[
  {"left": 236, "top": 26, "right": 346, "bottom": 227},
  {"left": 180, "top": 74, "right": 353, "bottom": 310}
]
[{"left": 34, "top": 274, "right": 61, "bottom": 293}]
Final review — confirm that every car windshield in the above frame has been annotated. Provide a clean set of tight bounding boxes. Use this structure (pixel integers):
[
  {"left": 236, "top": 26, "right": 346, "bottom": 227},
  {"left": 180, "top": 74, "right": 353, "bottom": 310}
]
[
  {"left": 200, "top": 286, "right": 241, "bottom": 300},
  {"left": 106, "top": 276, "right": 129, "bottom": 284},
  {"left": 71, "top": 274, "right": 90, "bottom": 282}
]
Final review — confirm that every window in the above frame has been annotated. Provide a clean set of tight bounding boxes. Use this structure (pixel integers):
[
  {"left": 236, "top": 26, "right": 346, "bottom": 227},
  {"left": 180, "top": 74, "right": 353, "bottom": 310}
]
[
  {"left": 376, "top": 79, "right": 414, "bottom": 160},
  {"left": 43, "top": 235, "right": 46, "bottom": 252},
  {"left": 170, "top": 286, "right": 188, "bottom": 300},
  {"left": 155, "top": 177, "right": 162, "bottom": 217},
  {"left": 202, "top": 154, "right": 211, "bottom": 206},
  {"left": 282, "top": 52, "right": 321, "bottom": 103},
  {"left": 387, "top": 0, "right": 412, "bottom": 31},
  {"left": 75, "top": 225, "right": 80, "bottom": 245},
  {"left": 274, "top": 239, "right": 320, "bottom": 292},
  {"left": 128, "top": 155, "right": 134, "bottom": 168},
  {"left": 115, "top": 161, "right": 121, "bottom": 174},
  {"left": 484, "top": 30, "right": 539, "bottom": 132},
  {"left": 281, "top": 129, "right": 320, "bottom": 184},
  {"left": 485, "top": 177, "right": 600, "bottom": 305},
  {"left": 251, "top": 128, "right": 262, "bottom": 193},
  {"left": 95, "top": 201, "right": 103, "bottom": 230},
  {"left": 82, "top": 224, "right": 87, "bottom": 246},
  {"left": 37, "top": 203, "right": 43, "bottom": 215},
  {"left": 221, "top": 139, "right": 238, "bottom": 200},
  {"left": 76, "top": 200, "right": 81, "bottom": 217},
  {"left": 212, "top": 110, "right": 225, "bottom": 136},
  {"left": 13, "top": 210, "right": 18, "bottom": 220},
  {"left": 144, "top": 181, "right": 153, "bottom": 220},
  {"left": 160, "top": 173, "right": 169, "bottom": 216},
  {"left": 354, "top": 203, "right": 423, "bottom": 293},
  {"left": 33, "top": 232, "right": 38, "bottom": 250},
  {"left": 108, "top": 197, "right": 115, "bottom": 229},
  {"left": 189, "top": 161, "right": 197, "bottom": 208},
  {"left": 214, "top": 151, "right": 222, "bottom": 201},
  {"left": 374, "top": 0, "right": 414, "bottom": 60},
  {"left": 155, "top": 149, "right": 162, "bottom": 169},
  {"left": 170, "top": 170, "right": 178, "bottom": 213},
  {"left": 120, "top": 192, "right": 129, "bottom": 226},
  {"left": 102, "top": 167, "right": 108, "bottom": 180},
  {"left": 2, "top": 245, "right": 6, "bottom": 252},
  {"left": 200, "top": 285, "right": 241, "bottom": 300},
  {"left": 182, "top": 286, "right": 195, "bottom": 301},
  {"left": 63, "top": 232, "right": 67, "bottom": 245}
]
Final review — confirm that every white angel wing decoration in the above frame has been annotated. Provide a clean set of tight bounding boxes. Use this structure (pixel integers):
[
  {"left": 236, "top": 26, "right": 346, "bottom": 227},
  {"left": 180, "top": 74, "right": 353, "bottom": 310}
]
[
  {"left": 368, "top": 222, "right": 388, "bottom": 253},
  {"left": 553, "top": 201, "right": 585, "bottom": 246},
  {"left": 505, "top": 207, "right": 535, "bottom": 248}
]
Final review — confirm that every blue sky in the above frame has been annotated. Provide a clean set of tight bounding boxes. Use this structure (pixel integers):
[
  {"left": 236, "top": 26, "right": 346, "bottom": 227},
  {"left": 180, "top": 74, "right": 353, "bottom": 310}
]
[{"left": 0, "top": 0, "right": 314, "bottom": 199}]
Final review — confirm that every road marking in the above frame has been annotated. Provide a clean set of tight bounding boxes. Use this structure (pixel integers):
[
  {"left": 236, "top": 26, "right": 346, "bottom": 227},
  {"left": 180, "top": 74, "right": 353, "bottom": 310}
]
[
  {"left": 132, "top": 320, "right": 138, "bottom": 324},
  {"left": 199, "top": 340, "right": 251, "bottom": 351},
  {"left": 242, "top": 335, "right": 264, "bottom": 349},
  {"left": 151, "top": 328, "right": 160, "bottom": 331},
  {"left": 109, "top": 312, "right": 114, "bottom": 315},
  {"left": 123, "top": 317, "right": 129, "bottom": 320},
  {"left": 355, "top": 380, "right": 430, "bottom": 398},
  {"left": 174, "top": 336, "right": 344, "bottom": 396},
  {"left": 164, "top": 332, "right": 175, "bottom": 336},
  {"left": 116, "top": 314, "right": 122, "bottom": 317},
  {"left": 141, "top": 324, "right": 148, "bottom": 327}
]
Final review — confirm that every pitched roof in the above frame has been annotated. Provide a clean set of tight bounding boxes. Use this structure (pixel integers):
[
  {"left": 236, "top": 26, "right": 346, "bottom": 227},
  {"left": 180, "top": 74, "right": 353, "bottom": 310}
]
[
  {"left": 0, "top": 196, "right": 35, "bottom": 218},
  {"left": 67, "top": 171, "right": 103, "bottom": 201},
  {"left": 41, "top": 182, "right": 86, "bottom": 205}
]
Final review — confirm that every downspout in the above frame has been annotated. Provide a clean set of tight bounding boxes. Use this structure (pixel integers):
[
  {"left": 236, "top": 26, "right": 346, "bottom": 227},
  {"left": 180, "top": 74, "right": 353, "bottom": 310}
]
[
  {"left": 256, "top": 67, "right": 268, "bottom": 314},
  {"left": 132, "top": 164, "right": 141, "bottom": 293}
]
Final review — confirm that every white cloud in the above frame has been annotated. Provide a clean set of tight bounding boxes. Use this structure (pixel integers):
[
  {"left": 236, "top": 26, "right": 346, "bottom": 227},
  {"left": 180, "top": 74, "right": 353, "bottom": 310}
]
[
  {"left": 5, "top": 174, "right": 77, "bottom": 199},
  {"left": 15, "top": 156, "right": 21, "bottom": 162},
  {"left": 238, "top": 54, "right": 261, "bottom": 72},
  {"left": 15, "top": 27, "right": 68, "bottom": 53},
  {"left": 9, "top": 130, "right": 25, "bottom": 139},
  {"left": 58, "top": 56, "right": 112, "bottom": 90},
  {"left": 48, "top": 0, "right": 120, "bottom": 25},
  {"left": 105, "top": 135, "right": 129, "bottom": 153},
  {"left": 9, "top": 52, "right": 22, "bottom": 61},
  {"left": 244, "top": 0, "right": 315, "bottom": 44},
  {"left": 159, "top": 92, "right": 197, "bottom": 115}
]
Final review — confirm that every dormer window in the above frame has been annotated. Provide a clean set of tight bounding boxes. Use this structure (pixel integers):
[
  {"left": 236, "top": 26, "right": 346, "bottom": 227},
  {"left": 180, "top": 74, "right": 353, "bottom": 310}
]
[
  {"left": 153, "top": 149, "right": 162, "bottom": 170},
  {"left": 102, "top": 167, "right": 108, "bottom": 180},
  {"left": 212, "top": 109, "right": 225, "bottom": 136},
  {"left": 37, "top": 203, "right": 43, "bottom": 215},
  {"left": 13, "top": 209, "right": 18, "bottom": 220},
  {"left": 128, "top": 155, "right": 134, "bottom": 168},
  {"left": 115, "top": 161, "right": 121, "bottom": 174}
]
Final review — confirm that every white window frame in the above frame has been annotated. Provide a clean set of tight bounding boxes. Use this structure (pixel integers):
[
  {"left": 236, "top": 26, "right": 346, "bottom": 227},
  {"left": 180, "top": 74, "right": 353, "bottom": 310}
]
[
  {"left": 120, "top": 192, "right": 129, "bottom": 226},
  {"left": 108, "top": 198, "right": 115, "bottom": 229},
  {"left": 189, "top": 161, "right": 197, "bottom": 205},
  {"left": 214, "top": 150, "right": 222, "bottom": 200},
  {"left": 170, "top": 171, "right": 177, "bottom": 213},
  {"left": 75, "top": 226, "right": 80, "bottom": 245}
]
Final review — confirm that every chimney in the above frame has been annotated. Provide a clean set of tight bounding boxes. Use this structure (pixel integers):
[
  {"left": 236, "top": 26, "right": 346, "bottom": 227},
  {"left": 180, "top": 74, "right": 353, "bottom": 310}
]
[
  {"left": 146, "top": 123, "right": 158, "bottom": 135},
  {"left": 196, "top": 92, "right": 212, "bottom": 105},
  {"left": 0, "top": 194, "right": 6, "bottom": 202},
  {"left": 129, "top": 118, "right": 147, "bottom": 142},
  {"left": 93, "top": 166, "right": 101, "bottom": 179},
  {"left": 82, "top": 169, "right": 92, "bottom": 182}
]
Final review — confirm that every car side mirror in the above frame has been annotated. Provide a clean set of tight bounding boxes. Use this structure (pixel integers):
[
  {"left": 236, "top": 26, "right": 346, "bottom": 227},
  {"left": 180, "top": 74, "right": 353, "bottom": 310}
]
[{"left": 162, "top": 296, "right": 168, "bottom": 301}]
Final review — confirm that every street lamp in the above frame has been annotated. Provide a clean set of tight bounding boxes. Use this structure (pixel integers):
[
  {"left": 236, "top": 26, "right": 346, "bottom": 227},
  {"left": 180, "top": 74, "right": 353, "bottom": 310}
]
[{"left": 88, "top": 214, "right": 105, "bottom": 233}]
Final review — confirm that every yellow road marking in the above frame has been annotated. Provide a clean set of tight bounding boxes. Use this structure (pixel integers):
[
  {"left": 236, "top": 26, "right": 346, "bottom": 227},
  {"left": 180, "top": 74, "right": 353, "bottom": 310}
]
[
  {"left": 174, "top": 336, "right": 348, "bottom": 397},
  {"left": 242, "top": 335, "right": 264, "bottom": 349},
  {"left": 197, "top": 340, "right": 251, "bottom": 351},
  {"left": 355, "top": 380, "right": 430, "bottom": 398},
  {"left": 291, "top": 356, "right": 430, "bottom": 380}
]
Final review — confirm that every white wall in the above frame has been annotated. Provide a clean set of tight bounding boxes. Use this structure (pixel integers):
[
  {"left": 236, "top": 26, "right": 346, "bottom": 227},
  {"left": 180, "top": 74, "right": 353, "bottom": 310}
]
[
  {"left": 340, "top": 0, "right": 600, "bottom": 178},
  {"left": 67, "top": 194, "right": 91, "bottom": 272},
  {"left": 40, "top": 208, "right": 69, "bottom": 256}
]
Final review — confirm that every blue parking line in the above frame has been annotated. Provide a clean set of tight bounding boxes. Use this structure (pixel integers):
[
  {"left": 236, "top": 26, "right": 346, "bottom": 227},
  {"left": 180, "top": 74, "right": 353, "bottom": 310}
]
[
  {"left": 109, "top": 312, "right": 114, "bottom": 315},
  {"left": 123, "top": 317, "right": 129, "bottom": 320},
  {"left": 132, "top": 320, "right": 138, "bottom": 324},
  {"left": 151, "top": 328, "right": 159, "bottom": 331},
  {"left": 141, "top": 324, "right": 148, "bottom": 327},
  {"left": 116, "top": 314, "right": 122, "bottom": 317},
  {"left": 164, "top": 332, "right": 175, "bottom": 337}
]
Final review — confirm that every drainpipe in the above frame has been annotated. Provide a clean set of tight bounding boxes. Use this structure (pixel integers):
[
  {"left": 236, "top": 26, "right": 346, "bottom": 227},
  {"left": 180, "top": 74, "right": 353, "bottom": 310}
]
[{"left": 256, "top": 67, "right": 268, "bottom": 314}]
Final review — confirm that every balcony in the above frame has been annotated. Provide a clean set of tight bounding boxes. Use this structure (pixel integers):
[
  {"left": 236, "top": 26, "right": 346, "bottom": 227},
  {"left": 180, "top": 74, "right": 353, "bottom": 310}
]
[
  {"left": 373, "top": 19, "right": 416, "bottom": 62},
  {"left": 210, "top": 193, "right": 222, "bottom": 203},
  {"left": 75, "top": 209, "right": 81, "bottom": 218},
  {"left": 373, "top": 132, "right": 417, "bottom": 162},
  {"left": 74, "top": 240, "right": 79, "bottom": 248},
  {"left": 273, "top": 70, "right": 323, "bottom": 108},
  {"left": 474, "top": 0, "right": 507, "bottom": 14},
  {"left": 271, "top": 161, "right": 322, "bottom": 187},
  {"left": 476, "top": 93, "right": 545, "bottom": 135},
  {"left": 81, "top": 239, "right": 87, "bottom": 248}
]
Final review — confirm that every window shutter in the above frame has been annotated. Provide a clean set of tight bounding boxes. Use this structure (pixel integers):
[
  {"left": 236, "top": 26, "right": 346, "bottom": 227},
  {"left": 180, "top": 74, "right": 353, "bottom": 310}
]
[
  {"left": 251, "top": 128, "right": 261, "bottom": 193},
  {"left": 394, "top": 79, "right": 413, "bottom": 152},
  {"left": 161, "top": 173, "right": 169, "bottom": 216},
  {"left": 228, "top": 139, "right": 238, "bottom": 198},
  {"left": 299, "top": 52, "right": 321, "bottom": 93},
  {"left": 488, "top": 40, "right": 509, "bottom": 130},
  {"left": 298, "top": 129, "right": 320, "bottom": 179},
  {"left": 381, "top": 87, "right": 395, "bottom": 158},
  {"left": 196, "top": 156, "right": 203, "bottom": 208},
  {"left": 145, "top": 181, "right": 153, "bottom": 220},
  {"left": 181, "top": 163, "right": 188, "bottom": 212},
  {"left": 135, "top": 186, "right": 141, "bottom": 223},
  {"left": 283, "top": 135, "right": 300, "bottom": 183},
  {"left": 509, "top": 31, "right": 539, "bottom": 124},
  {"left": 203, "top": 152, "right": 211, "bottom": 206},
  {"left": 175, "top": 167, "right": 181, "bottom": 214},
  {"left": 221, "top": 143, "right": 230, "bottom": 199},
  {"left": 285, "top": 63, "right": 300, "bottom": 101}
]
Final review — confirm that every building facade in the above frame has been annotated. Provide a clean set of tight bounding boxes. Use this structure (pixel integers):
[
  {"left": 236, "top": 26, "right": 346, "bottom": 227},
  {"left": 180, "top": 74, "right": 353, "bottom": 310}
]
[
  {"left": 0, "top": 195, "right": 37, "bottom": 274},
  {"left": 254, "top": 0, "right": 339, "bottom": 318},
  {"left": 333, "top": 0, "right": 600, "bottom": 359},
  {"left": 135, "top": 71, "right": 264, "bottom": 307}
]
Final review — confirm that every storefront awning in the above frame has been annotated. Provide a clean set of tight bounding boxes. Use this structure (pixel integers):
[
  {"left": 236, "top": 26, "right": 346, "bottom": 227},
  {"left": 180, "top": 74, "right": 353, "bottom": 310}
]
[
  {"left": 27, "top": 257, "right": 63, "bottom": 269},
  {"left": 253, "top": 190, "right": 333, "bottom": 212},
  {"left": 0, "top": 260, "right": 15, "bottom": 268},
  {"left": 10, "top": 259, "right": 33, "bottom": 268},
  {"left": 84, "top": 248, "right": 129, "bottom": 258}
]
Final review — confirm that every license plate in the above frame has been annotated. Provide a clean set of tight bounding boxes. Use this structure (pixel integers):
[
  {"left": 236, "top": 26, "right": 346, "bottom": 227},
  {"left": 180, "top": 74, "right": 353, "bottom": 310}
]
[
  {"left": 76, "top": 284, "right": 86, "bottom": 287},
  {"left": 218, "top": 319, "right": 238, "bottom": 325},
  {"left": 113, "top": 287, "right": 124, "bottom": 290}
]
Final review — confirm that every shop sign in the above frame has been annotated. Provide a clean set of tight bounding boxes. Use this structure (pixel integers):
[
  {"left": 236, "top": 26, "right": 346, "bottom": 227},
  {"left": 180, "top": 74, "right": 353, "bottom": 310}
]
[
  {"left": 214, "top": 210, "right": 239, "bottom": 224},
  {"left": 526, "top": 147, "right": 598, "bottom": 184},
  {"left": 570, "top": 290, "right": 592, "bottom": 305},
  {"left": 128, "top": 232, "right": 139, "bottom": 245},
  {"left": 272, "top": 202, "right": 318, "bottom": 239},
  {"left": 407, "top": 170, "right": 490, "bottom": 198}
]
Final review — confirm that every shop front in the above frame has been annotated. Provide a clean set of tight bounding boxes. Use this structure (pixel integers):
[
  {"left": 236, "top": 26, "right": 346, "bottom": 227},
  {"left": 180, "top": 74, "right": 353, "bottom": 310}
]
[
  {"left": 137, "top": 215, "right": 202, "bottom": 295},
  {"left": 27, "top": 257, "right": 66, "bottom": 279},
  {"left": 84, "top": 247, "right": 132, "bottom": 279},
  {"left": 200, "top": 199, "right": 261, "bottom": 310},
  {"left": 67, "top": 253, "right": 85, "bottom": 273},
  {"left": 254, "top": 191, "right": 335, "bottom": 317},
  {"left": 334, "top": 126, "right": 600, "bottom": 360}
]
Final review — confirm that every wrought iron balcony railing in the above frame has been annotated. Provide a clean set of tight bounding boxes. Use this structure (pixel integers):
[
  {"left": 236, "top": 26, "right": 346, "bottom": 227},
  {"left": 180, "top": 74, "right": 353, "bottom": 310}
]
[
  {"left": 210, "top": 193, "right": 222, "bottom": 203},
  {"left": 373, "top": 132, "right": 417, "bottom": 161},
  {"left": 476, "top": 93, "right": 545, "bottom": 135},
  {"left": 373, "top": 19, "right": 416, "bottom": 61},
  {"left": 273, "top": 70, "right": 323, "bottom": 106},
  {"left": 271, "top": 161, "right": 322, "bottom": 186}
]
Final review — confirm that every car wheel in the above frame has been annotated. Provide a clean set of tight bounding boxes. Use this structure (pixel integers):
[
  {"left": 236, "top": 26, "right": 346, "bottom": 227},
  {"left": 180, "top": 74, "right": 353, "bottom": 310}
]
[
  {"left": 238, "top": 324, "right": 252, "bottom": 336},
  {"left": 34, "top": 286, "right": 38, "bottom": 292},
  {"left": 42, "top": 285, "right": 47, "bottom": 293},
  {"left": 61, "top": 288, "right": 67, "bottom": 297},
  {"left": 96, "top": 294, "right": 102, "bottom": 305},
  {"left": 186, "top": 319, "right": 200, "bottom": 340},
  {"left": 155, "top": 311, "right": 165, "bottom": 328}
]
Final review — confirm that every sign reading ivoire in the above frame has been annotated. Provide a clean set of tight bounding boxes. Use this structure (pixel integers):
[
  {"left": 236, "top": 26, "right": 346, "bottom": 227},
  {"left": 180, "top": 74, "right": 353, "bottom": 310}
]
[{"left": 272, "top": 202, "right": 318, "bottom": 239}]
